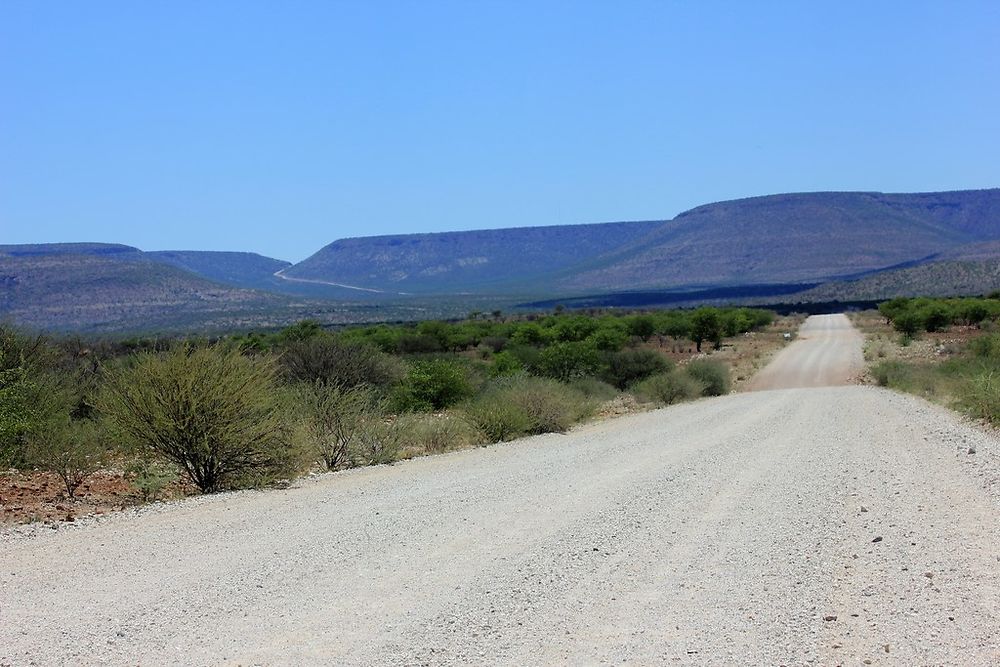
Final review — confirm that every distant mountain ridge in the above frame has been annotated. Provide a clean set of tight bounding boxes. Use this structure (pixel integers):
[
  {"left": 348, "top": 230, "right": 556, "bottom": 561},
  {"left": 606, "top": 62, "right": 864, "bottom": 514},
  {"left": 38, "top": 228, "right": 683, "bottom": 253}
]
[
  {"left": 146, "top": 250, "right": 291, "bottom": 291},
  {"left": 281, "top": 188, "right": 1000, "bottom": 295},
  {"left": 5, "top": 187, "right": 1000, "bottom": 332},
  {"left": 282, "top": 220, "right": 663, "bottom": 294}
]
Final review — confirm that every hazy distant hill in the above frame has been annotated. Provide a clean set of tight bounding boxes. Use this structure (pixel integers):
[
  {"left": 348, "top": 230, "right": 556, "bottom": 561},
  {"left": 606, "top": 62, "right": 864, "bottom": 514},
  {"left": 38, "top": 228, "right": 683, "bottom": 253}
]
[
  {"left": 0, "top": 242, "right": 144, "bottom": 259},
  {"left": 146, "top": 250, "right": 291, "bottom": 291},
  {"left": 554, "top": 189, "right": 1000, "bottom": 292},
  {"left": 0, "top": 243, "right": 297, "bottom": 289},
  {"left": 6, "top": 188, "right": 1000, "bottom": 332},
  {"left": 0, "top": 251, "right": 300, "bottom": 332},
  {"left": 281, "top": 221, "right": 663, "bottom": 294},
  {"left": 277, "top": 189, "right": 1000, "bottom": 295}
]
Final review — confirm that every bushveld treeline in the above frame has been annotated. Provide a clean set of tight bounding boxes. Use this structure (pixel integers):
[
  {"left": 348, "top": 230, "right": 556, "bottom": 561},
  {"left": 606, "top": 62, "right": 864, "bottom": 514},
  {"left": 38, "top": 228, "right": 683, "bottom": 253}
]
[
  {"left": 872, "top": 294, "right": 1000, "bottom": 426},
  {"left": 0, "top": 306, "right": 773, "bottom": 498},
  {"left": 877, "top": 294, "right": 1000, "bottom": 336}
]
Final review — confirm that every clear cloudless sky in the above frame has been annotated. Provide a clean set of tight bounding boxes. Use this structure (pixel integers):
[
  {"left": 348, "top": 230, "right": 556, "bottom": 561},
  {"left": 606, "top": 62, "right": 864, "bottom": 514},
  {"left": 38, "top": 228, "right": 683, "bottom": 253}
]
[{"left": 1, "top": 1, "right": 998, "bottom": 262}]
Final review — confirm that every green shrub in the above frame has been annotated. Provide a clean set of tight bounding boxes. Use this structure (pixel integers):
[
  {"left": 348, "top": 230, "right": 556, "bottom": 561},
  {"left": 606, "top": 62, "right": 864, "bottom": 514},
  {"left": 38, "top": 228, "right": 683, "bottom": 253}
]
[
  {"left": 625, "top": 315, "right": 657, "bottom": 340},
  {"left": 99, "top": 346, "right": 294, "bottom": 493},
  {"left": 462, "top": 376, "right": 592, "bottom": 442},
  {"left": 489, "top": 350, "right": 524, "bottom": 378},
  {"left": 567, "top": 376, "right": 619, "bottom": 401},
  {"left": 0, "top": 327, "right": 56, "bottom": 467},
  {"left": 276, "top": 320, "right": 325, "bottom": 343},
  {"left": 919, "top": 303, "right": 953, "bottom": 332},
  {"left": 349, "top": 418, "right": 402, "bottom": 466},
  {"left": 633, "top": 370, "right": 704, "bottom": 405},
  {"left": 872, "top": 360, "right": 903, "bottom": 387},
  {"left": 689, "top": 308, "right": 723, "bottom": 352},
  {"left": 24, "top": 416, "right": 107, "bottom": 498},
  {"left": 601, "top": 348, "right": 672, "bottom": 389},
  {"left": 958, "top": 371, "right": 1000, "bottom": 425},
  {"left": 587, "top": 327, "right": 629, "bottom": 351},
  {"left": 685, "top": 359, "right": 731, "bottom": 396},
  {"left": 461, "top": 397, "right": 531, "bottom": 443},
  {"left": 391, "top": 359, "right": 472, "bottom": 411},
  {"left": 510, "top": 376, "right": 593, "bottom": 433},
  {"left": 126, "top": 458, "right": 179, "bottom": 502},
  {"left": 298, "top": 382, "right": 382, "bottom": 470},
  {"left": 279, "top": 337, "right": 403, "bottom": 390},
  {"left": 968, "top": 334, "right": 1000, "bottom": 361},
  {"left": 535, "top": 341, "right": 601, "bottom": 381},
  {"left": 396, "top": 413, "right": 483, "bottom": 454},
  {"left": 891, "top": 310, "right": 922, "bottom": 336}
]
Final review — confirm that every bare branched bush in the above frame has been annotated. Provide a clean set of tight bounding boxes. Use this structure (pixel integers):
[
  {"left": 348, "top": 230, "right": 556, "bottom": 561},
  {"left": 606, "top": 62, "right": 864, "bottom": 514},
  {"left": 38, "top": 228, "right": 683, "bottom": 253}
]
[
  {"left": 280, "top": 337, "right": 403, "bottom": 390},
  {"left": 25, "top": 416, "right": 106, "bottom": 498},
  {"left": 299, "top": 382, "right": 381, "bottom": 470},
  {"left": 99, "top": 346, "right": 294, "bottom": 493},
  {"left": 396, "top": 413, "right": 483, "bottom": 455},
  {"left": 350, "top": 418, "right": 402, "bottom": 466}
]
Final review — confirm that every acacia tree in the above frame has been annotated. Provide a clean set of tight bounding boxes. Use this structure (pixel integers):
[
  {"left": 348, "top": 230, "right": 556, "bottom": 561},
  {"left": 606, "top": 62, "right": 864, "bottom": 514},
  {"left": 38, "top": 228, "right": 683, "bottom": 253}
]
[
  {"left": 100, "top": 346, "right": 292, "bottom": 493},
  {"left": 689, "top": 308, "right": 723, "bottom": 352}
]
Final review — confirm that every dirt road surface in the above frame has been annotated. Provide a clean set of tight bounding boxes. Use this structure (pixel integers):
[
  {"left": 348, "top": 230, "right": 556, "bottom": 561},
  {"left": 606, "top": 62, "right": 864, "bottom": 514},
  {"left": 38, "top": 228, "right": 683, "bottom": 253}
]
[
  {"left": 746, "top": 313, "right": 865, "bottom": 391},
  {"left": 3, "top": 316, "right": 999, "bottom": 665}
]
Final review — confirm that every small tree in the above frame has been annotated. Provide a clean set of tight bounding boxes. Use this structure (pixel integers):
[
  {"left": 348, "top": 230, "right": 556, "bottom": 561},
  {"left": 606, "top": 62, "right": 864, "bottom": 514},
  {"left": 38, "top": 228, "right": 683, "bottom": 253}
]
[
  {"left": 535, "top": 341, "right": 601, "bottom": 382},
  {"left": 892, "top": 311, "right": 922, "bottom": 337},
  {"left": 392, "top": 359, "right": 471, "bottom": 411},
  {"left": 689, "top": 308, "right": 723, "bottom": 352},
  {"left": 300, "top": 383, "right": 380, "bottom": 470},
  {"left": 602, "top": 348, "right": 671, "bottom": 389},
  {"left": 25, "top": 416, "right": 106, "bottom": 498},
  {"left": 100, "top": 346, "right": 292, "bottom": 493}
]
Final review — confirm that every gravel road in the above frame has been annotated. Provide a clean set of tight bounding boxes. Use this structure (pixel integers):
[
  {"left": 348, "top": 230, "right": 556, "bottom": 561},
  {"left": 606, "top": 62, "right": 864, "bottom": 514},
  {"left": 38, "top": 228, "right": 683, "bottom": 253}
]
[
  {"left": 746, "top": 313, "right": 865, "bottom": 391},
  {"left": 3, "top": 315, "right": 999, "bottom": 665}
]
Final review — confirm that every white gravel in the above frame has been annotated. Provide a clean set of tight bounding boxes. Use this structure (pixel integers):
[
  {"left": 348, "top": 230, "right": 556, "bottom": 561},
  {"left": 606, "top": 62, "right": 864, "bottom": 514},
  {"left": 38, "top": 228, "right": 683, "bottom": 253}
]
[{"left": 3, "top": 317, "right": 999, "bottom": 666}]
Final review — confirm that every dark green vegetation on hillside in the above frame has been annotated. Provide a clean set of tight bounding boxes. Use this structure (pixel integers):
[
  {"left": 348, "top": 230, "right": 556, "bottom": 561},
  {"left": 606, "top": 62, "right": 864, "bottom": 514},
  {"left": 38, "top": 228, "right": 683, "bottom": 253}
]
[
  {"left": 0, "top": 307, "right": 771, "bottom": 501},
  {"left": 794, "top": 260, "right": 1000, "bottom": 303}
]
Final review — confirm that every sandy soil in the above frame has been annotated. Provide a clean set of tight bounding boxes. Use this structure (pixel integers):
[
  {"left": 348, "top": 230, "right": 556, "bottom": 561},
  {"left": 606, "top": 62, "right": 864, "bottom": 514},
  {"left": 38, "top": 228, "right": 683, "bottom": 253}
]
[{"left": 2, "top": 315, "right": 999, "bottom": 666}]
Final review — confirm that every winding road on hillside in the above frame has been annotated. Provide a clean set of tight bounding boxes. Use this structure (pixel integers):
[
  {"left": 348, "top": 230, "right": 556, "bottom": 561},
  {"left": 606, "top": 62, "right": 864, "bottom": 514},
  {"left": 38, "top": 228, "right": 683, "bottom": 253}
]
[{"left": 3, "top": 315, "right": 1000, "bottom": 665}]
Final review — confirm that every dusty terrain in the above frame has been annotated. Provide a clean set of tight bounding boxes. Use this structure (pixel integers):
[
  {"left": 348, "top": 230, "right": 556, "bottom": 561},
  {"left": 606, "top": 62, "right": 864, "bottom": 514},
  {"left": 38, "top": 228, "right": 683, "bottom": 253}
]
[
  {"left": 745, "top": 313, "right": 865, "bottom": 390},
  {"left": 3, "top": 315, "right": 999, "bottom": 665}
]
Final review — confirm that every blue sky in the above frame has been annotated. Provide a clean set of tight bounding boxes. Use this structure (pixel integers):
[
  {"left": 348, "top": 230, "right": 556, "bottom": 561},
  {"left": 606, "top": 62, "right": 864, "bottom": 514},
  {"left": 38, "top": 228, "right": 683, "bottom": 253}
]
[{"left": 2, "top": 1, "right": 998, "bottom": 262}]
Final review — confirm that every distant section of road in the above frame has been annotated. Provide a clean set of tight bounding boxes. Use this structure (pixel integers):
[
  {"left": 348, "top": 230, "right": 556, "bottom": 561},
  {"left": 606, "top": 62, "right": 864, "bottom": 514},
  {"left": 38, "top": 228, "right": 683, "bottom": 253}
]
[{"left": 746, "top": 313, "right": 865, "bottom": 391}]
